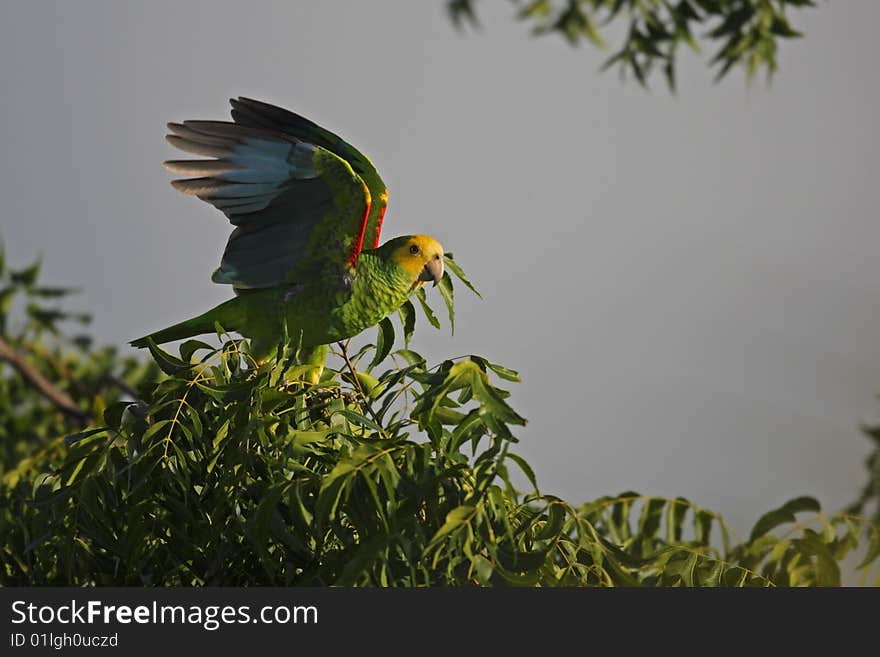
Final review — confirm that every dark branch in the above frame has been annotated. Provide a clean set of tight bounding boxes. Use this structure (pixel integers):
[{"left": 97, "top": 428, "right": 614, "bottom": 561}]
[{"left": 0, "top": 336, "right": 88, "bottom": 425}]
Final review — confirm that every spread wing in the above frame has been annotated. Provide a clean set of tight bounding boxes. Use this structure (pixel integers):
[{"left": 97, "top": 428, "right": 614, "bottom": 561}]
[
  {"left": 163, "top": 100, "right": 388, "bottom": 289},
  {"left": 229, "top": 97, "right": 388, "bottom": 251}
]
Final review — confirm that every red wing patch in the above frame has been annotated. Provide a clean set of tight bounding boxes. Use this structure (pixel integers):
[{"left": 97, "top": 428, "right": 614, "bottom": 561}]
[
  {"left": 372, "top": 203, "right": 387, "bottom": 249},
  {"left": 349, "top": 186, "right": 372, "bottom": 267}
]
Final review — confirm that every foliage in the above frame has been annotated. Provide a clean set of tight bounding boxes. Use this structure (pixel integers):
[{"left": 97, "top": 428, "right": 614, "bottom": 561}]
[
  {"left": 848, "top": 420, "right": 880, "bottom": 525},
  {"left": 0, "top": 244, "right": 157, "bottom": 481},
  {"left": 1, "top": 242, "right": 878, "bottom": 586},
  {"left": 447, "top": 0, "right": 817, "bottom": 90}
]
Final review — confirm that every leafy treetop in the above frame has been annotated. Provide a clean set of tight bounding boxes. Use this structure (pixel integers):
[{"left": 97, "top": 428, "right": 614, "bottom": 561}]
[
  {"left": 447, "top": 0, "right": 816, "bottom": 90},
  {"left": 0, "top": 240, "right": 878, "bottom": 586}
]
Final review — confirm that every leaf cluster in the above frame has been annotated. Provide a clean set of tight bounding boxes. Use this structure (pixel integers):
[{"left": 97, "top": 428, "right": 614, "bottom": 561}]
[
  {"left": 848, "top": 419, "right": 880, "bottom": 525},
  {"left": 448, "top": 0, "right": 816, "bottom": 90},
  {"left": 0, "top": 244, "right": 157, "bottom": 481},
  {"left": 1, "top": 241, "right": 878, "bottom": 586}
]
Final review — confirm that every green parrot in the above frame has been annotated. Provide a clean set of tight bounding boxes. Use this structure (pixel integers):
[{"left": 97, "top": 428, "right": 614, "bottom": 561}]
[{"left": 131, "top": 97, "right": 444, "bottom": 382}]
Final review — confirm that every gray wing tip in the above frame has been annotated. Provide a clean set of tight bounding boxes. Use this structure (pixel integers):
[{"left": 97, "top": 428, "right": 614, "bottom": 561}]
[
  {"left": 169, "top": 177, "right": 208, "bottom": 194},
  {"left": 163, "top": 160, "right": 185, "bottom": 174},
  {"left": 180, "top": 119, "right": 285, "bottom": 141},
  {"left": 166, "top": 133, "right": 231, "bottom": 158}
]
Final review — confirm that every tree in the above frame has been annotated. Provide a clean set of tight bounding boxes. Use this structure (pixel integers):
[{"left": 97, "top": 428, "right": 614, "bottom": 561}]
[
  {"left": 848, "top": 421, "right": 880, "bottom": 524},
  {"left": 2, "top": 241, "right": 878, "bottom": 586},
  {"left": 446, "top": 0, "right": 817, "bottom": 90},
  {"left": 0, "top": 246, "right": 156, "bottom": 483}
]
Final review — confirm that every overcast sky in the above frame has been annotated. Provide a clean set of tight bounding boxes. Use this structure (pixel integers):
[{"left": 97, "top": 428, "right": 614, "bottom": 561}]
[{"left": 2, "top": 1, "right": 879, "bottom": 538}]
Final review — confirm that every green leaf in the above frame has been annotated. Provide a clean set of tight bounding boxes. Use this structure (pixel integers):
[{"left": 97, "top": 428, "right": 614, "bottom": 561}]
[
  {"left": 395, "top": 348, "right": 426, "bottom": 367},
  {"left": 517, "top": 0, "right": 550, "bottom": 20},
  {"left": 334, "top": 534, "right": 392, "bottom": 586},
  {"left": 179, "top": 339, "right": 217, "bottom": 363},
  {"left": 701, "top": 560, "right": 724, "bottom": 587},
  {"left": 769, "top": 16, "right": 802, "bottom": 38},
  {"left": 398, "top": 300, "right": 416, "bottom": 347},
  {"left": 665, "top": 497, "right": 690, "bottom": 543},
  {"left": 791, "top": 530, "right": 841, "bottom": 586},
  {"left": 430, "top": 505, "right": 475, "bottom": 544},
  {"left": 487, "top": 362, "right": 520, "bottom": 382},
  {"left": 355, "top": 371, "right": 385, "bottom": 399},
  {"left": 415, "top": 287, "right": 440, "bottom": 329},
  {"left": 369, "top": 317, "right": 395, "bottom": 370},
  {"left": 142, "top": 419, "right": 173, "bottom": 445},
  {"left": 749, "top": 496, "right": 821, "bottom": 541},
  {"left": 507, "top": 452, "right": 538, "bottom": 491},
  {"left": 332, "top": 408, "right": 383, "bottom": 434},
  {"left": 857, "top": 525, "right": 880, "bottom": 571},
  {"left": 680, "top": 553, "right": 699, "bottom": 587},
  {"left": 253, "top": 482, "right": 289, "bottom": 546},
  {"left": 0, "top": 286, "right": 18, "bottom": 321},
  {"left": 433, "top": 406, "right": 467, "bottom": 425},
  {"left": 30, "top": 286, "right": 79, "bottom": 298},
  {"left": 638, "top": 498, "right": 666, "bottom": 540},
  {"left": 494, "top": 564, "right": 541, "bottom": 586},
  {"left": 195, "top": 379, "right": 254, "bottom": 403},
  {"left": 437, "top": 272, "right": 455, "bottom": 334},
  {"left": 447, "top": 0, "right": 479, "bottom": 30},
  {"left": 289, "top": 429, "right": 332, "bottom": 447},
  {"left": 694, "top": 509, "right": 713, "bottom": 545},
  {"left": 497, "top": 546, "right": 549, "bottom": 572},
  {"left": 582, "top": 16, "right": 606, "bottom": 48},
  {"left": 444, "top": 254, "right": 482, "bottom": 298},
  {"left": 534, "top": 502, "right": 566, "bottom": 542},
  {"left": 10, "top": 260, "right": 41, "bottom": 287},
  {"left": 143, "top": 337, "right": 192, "bottom": 375}
]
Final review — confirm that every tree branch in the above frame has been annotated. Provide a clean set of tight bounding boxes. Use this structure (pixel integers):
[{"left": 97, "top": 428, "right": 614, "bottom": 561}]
[
  {"left": 336, "top": 340, "right": 387, "bottom": 436},
  {"left": 0, "top": 336, "right": 88, "bottom": 424},
  {"left": 98, "top": 373, "right": 142, "bottom": 402}
]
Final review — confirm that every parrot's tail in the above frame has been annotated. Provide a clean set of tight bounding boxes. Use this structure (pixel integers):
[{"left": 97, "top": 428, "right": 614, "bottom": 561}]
[{"left": 129, "top": 298, "right": 242, "bottom": 349}]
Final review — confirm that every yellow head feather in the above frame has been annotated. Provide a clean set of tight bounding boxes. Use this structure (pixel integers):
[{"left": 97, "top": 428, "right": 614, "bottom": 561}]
[{"left": 391, "top": 235, "right": 445, "bottom": 278}]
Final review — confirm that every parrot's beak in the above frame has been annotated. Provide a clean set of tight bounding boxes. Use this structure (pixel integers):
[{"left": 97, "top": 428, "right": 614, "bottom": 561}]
[{"left": 419, "top": 256, "right": 444, "bottom": 287}]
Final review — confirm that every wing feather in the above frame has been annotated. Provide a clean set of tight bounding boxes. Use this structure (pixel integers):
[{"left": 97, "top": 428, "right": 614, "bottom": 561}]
[
  {"left": 165, "top": 106, "right": 372, "bottom": 289},
  {"left": 229, "top": 97, "right": 389, "bottom": 251},
  {"left": 165, "top": 134, "right": 230, "bottom": 158}
]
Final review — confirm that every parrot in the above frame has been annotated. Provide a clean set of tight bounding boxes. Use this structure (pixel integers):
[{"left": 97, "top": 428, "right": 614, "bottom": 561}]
[{"left": 131, "top": 97, "right": 444, "bottom": 383}]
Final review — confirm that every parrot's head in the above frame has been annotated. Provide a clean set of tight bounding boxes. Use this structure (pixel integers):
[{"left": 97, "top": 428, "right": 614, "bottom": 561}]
[{"left": 383, "top": 234, "right": 445, "bottom": 289}]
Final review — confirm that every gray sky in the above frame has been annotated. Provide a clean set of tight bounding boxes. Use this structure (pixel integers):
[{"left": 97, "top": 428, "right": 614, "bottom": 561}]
[{"left": 2, "top": 0, "right": 879, "bottom": 538}]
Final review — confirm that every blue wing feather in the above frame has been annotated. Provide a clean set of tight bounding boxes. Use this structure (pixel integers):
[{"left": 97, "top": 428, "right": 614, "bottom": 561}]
[{"left": 164, "top": 113, "right": 369, "bottom": 288}]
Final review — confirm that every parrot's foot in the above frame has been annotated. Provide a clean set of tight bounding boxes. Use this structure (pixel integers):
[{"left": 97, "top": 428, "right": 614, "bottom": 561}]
[
  {"left": 278, "top": 364, "right": 324, "bottom": 390},
  {"left": 248, "top": 340, "right": 328, "bottom": 388},
  {"left": 275, "top": 344, "right": 328, "bottom": 390},
  {"left": 298, "top": 344, "right": 328, "bottom": 387},
  {"left": 301, "top": 363, "right": 324, "bottom": 386}
]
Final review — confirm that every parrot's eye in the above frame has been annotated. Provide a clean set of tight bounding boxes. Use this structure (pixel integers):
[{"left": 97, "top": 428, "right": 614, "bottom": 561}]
[{"left": 409, "top": 244, "right": 420, "bottom": 255}]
